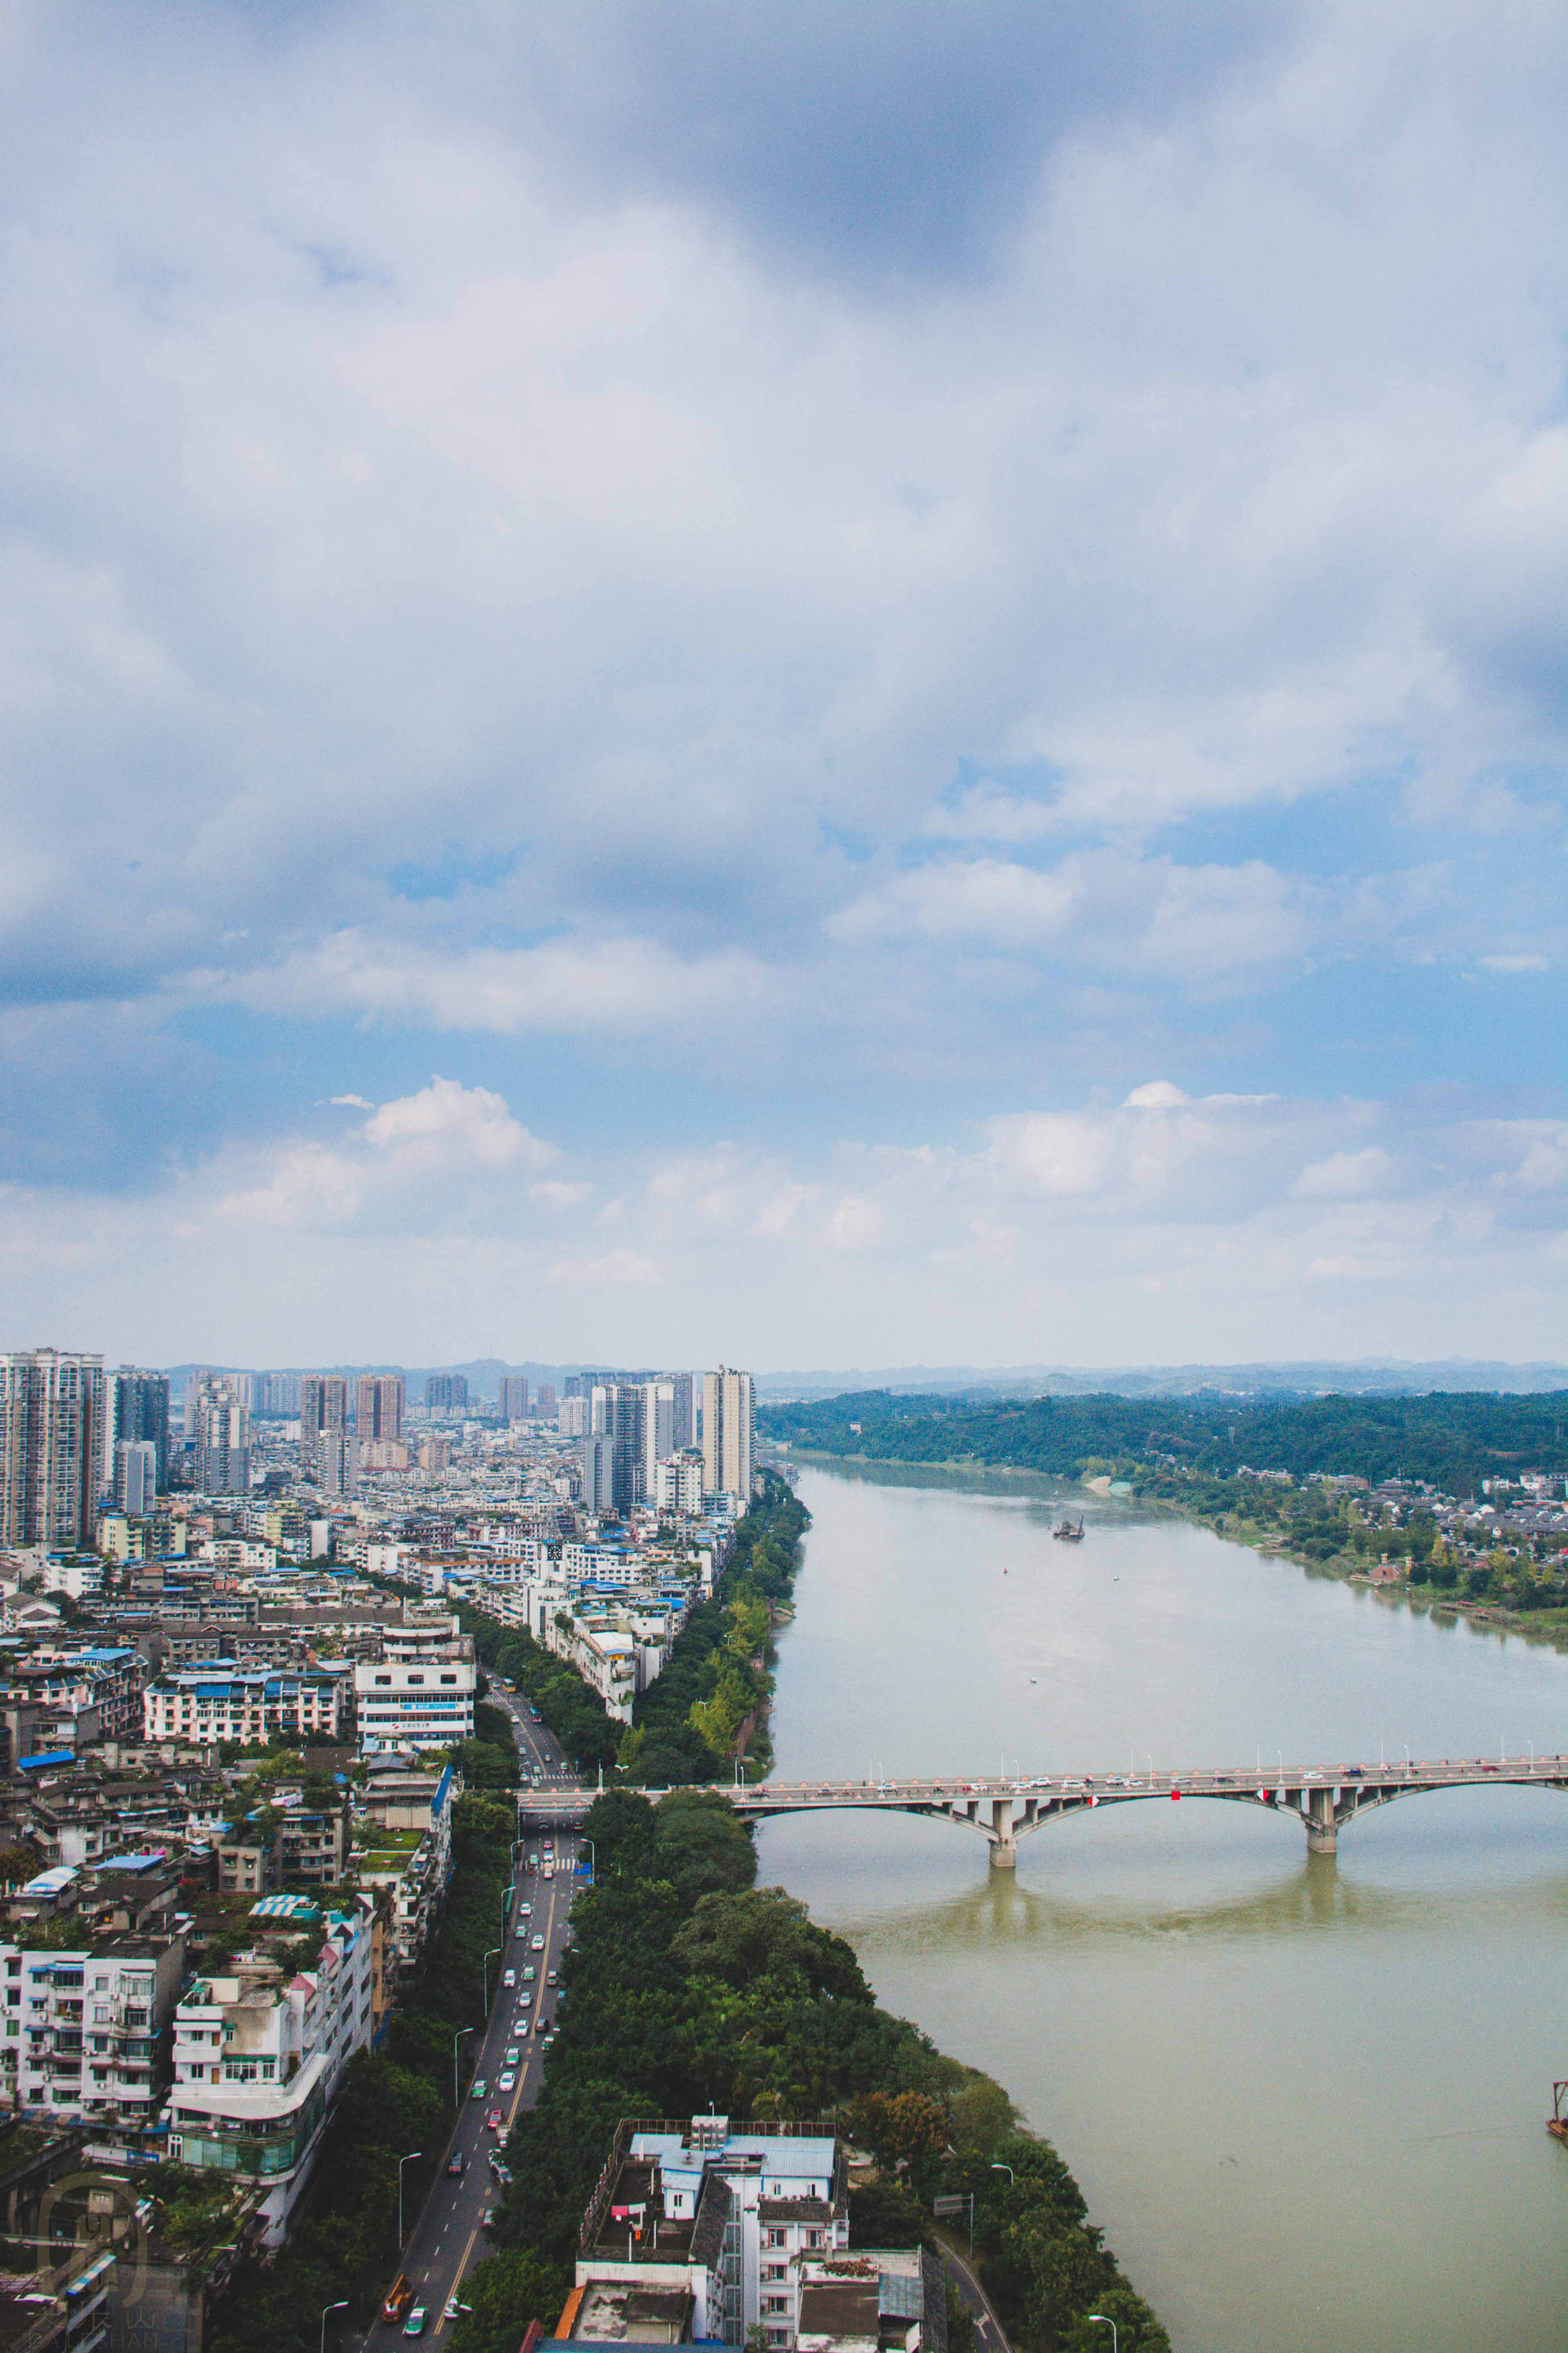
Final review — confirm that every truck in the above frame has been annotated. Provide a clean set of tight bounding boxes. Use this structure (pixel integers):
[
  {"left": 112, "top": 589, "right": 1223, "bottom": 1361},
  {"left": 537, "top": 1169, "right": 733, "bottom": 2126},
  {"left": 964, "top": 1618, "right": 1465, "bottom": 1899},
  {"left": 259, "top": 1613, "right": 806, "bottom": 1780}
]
[{"left": 382, "top": 2276, "right": 414, "bottom": 2325}]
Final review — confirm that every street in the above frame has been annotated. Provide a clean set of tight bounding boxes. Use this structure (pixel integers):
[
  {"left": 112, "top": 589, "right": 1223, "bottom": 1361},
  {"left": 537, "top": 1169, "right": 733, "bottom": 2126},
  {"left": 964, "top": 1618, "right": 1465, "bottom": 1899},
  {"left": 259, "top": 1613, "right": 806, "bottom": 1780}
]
[{"left": 360, "top": 1681, "right": 583, "bottom": 2350}]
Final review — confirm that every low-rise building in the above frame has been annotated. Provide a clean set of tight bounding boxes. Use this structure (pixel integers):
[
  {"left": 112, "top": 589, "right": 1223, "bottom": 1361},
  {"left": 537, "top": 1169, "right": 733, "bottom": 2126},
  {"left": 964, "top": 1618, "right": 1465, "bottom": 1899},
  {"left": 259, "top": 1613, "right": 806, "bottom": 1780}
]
[
  {"left": 0, "top": 1932, "right": 185, "bottom": 2127},
  {"left": 352, "top": 1654, "right": 475, "bottom": 1754},
  {"left": 167, "top": 1895, "right": 375, "bottom": 2240},
  {"left": 143, "top": 1666, "right": 346, "bottom": 1746}
]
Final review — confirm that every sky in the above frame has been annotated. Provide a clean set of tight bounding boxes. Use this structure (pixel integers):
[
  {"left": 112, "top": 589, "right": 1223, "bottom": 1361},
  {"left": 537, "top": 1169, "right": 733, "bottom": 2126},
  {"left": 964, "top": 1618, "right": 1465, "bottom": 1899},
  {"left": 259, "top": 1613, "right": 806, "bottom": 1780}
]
[{"left": 1, "top": 0, "right": 1565, "bottom": 1371}]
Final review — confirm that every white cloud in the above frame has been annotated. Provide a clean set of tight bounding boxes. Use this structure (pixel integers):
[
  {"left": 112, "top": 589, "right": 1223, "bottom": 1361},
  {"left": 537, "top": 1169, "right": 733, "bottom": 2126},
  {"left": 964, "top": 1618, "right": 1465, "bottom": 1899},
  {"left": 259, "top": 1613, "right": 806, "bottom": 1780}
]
[
  {"left": 232, "top": 935, "right": 769, "bottom": 1037},
  {"left": 544, "top": 1248, "right": 666, "bottom": 1288},
  {"left": 362, "top": 1076, "right": 548, "bottom": 1168},
  {"left": 218, "top": 1078, "right": 555, "bottom": 1229},
  {"left": 1292, "top": 1147, "right": 1396, "bottom": 1200}
]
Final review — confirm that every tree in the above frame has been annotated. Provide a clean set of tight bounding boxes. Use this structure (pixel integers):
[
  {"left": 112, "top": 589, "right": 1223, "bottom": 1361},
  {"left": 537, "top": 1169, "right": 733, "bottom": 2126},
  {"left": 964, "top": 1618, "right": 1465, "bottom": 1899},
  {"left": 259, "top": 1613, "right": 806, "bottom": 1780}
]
[{"left": 447, "top": 2250, "right": 571, "bottom": 2353}]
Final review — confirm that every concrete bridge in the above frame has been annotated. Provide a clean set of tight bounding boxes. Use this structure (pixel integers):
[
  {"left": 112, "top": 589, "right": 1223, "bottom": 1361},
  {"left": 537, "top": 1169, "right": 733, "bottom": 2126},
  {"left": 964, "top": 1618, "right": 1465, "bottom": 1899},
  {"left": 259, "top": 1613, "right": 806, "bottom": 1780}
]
[{"left": 517, "top": 1755, "right": 1568, "bottom": 1865}]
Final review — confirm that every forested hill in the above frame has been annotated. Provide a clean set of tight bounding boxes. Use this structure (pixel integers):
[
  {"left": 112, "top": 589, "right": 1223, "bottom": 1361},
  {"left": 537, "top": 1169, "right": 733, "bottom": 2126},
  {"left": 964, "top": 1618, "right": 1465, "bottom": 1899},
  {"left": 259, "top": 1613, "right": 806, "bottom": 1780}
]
[{"left": 758, "top": 1389, "right": 1568, "bottom": 1494}]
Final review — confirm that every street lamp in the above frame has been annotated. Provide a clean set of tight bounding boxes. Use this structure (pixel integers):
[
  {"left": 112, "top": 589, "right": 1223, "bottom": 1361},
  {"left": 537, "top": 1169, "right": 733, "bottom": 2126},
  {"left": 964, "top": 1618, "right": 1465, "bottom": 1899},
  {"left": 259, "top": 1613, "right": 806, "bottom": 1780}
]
[
  {"left": 989, "top": 2164, "right": 1013, "bottom": 2185},
  {"left": 482, "top": 1948, "right": 502, "bottom": 2012},
  {"left": 397, "top": 2150, "right": 422, "bottom": 2245},
  {"left": 453, "top": 2024, "right": 474, "bottom": 2105},
  {"left": 320, "top": 2302, "right": 347, "bottom": 2353},
  {"left": 1085, "top": 2318, "right": 1117, "bottom": 2353}
]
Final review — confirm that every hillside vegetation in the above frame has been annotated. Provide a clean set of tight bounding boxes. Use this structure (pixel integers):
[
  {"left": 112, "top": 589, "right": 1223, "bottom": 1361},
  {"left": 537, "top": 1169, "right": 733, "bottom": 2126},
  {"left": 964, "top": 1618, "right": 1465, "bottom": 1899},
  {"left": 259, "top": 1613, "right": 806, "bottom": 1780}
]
[{"left": 761, "top": 1389, "right": 1568, "bottom": 1494}]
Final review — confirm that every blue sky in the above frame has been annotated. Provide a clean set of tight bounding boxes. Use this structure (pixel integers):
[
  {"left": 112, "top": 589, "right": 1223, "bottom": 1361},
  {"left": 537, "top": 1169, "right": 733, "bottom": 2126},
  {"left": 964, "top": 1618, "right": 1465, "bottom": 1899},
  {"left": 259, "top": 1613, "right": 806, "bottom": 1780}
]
[{"left": 0, "top": 0, "right": 1565, "bottom": 1368}]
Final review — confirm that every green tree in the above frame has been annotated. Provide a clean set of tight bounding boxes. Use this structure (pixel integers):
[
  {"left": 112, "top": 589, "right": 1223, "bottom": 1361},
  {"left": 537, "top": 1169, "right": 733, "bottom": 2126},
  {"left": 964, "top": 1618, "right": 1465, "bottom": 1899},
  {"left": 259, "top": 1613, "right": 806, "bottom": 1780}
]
[{"left": 447, "top": 2250, "right": 571, "bottom": 2353}]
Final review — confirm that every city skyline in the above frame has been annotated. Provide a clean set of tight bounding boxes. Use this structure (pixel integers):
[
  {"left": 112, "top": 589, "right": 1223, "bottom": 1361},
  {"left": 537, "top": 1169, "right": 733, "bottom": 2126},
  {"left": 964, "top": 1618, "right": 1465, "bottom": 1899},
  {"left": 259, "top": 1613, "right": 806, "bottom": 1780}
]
[{"left": 1, "top": 4, "right": 1564, "bottom": 1364}]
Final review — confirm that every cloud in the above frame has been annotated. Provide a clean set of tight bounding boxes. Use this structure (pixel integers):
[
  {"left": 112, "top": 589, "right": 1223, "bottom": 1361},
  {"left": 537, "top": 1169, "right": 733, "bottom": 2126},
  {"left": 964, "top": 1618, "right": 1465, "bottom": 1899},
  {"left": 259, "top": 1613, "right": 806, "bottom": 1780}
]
[
  {"left": 217, "top": 1078, "right": 556, "bottom": 1228},
  {"left": 1292, "top": 1148, "right": 1396, "bottom": 1201},
  {"left": 544, "top": 1248, "right": 666, "bottom": 1288},
  {"left": 0, "top": 0, "right": 1566, "bottom": 1349},
  {"left": 231, "top": 935, "right": 770, "bottom": 1036}
]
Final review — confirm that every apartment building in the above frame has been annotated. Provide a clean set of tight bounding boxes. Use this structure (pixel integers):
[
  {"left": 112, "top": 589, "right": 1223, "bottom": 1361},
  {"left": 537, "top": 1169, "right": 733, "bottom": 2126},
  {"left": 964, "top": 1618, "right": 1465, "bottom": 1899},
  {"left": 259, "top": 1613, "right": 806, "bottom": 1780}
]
[
  {"left": 0, "top": 1931, "right": 185, "bottom": 2127},
  {"left": 143, "top": 1666, "right": 346, "bottom": 1745},
  {"left": 168, "top": 1895, "right": 376, "bottom": 2239},
  {"left": 352, "top": 1763, "right": 454, "bottom": 1975},
  {"left": 573, "top": 2118, "right": 851, "bottom": 2350},
  {"left": 0, "top": 1353, "right": 106, "bottom": 1550},
  {"left": 352, "top": 1653, "right": 475, "bottom": 1754}
]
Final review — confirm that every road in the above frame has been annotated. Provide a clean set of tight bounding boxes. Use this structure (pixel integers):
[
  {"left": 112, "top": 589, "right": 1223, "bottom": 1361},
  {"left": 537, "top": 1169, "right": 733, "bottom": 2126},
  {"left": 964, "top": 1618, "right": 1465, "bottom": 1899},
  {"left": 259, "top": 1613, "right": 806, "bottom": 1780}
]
[
  {"left": 364, "top": 1681, "right": 584, "bottom": 2350},
  {"left": 938, "top": 2239, "right": 1012, "bottom": 2353}
]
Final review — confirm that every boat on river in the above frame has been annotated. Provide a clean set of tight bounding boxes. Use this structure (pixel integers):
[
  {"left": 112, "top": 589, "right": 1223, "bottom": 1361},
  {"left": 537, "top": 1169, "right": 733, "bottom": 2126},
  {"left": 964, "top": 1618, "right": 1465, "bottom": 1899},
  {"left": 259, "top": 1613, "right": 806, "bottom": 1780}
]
[{"left": 1053, "top": 1516, "right": 1086, "bottom": 1541}]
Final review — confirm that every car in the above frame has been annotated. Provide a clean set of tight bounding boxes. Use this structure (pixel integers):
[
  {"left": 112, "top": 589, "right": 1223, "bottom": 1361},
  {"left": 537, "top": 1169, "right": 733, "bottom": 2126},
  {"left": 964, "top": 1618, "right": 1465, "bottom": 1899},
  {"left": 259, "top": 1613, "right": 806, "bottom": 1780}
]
[
  {"left": 534, "top": 2015, "right": 549, "bottom": 2033},
  {"left": 470, "top": 2077, "right": 487, "bottom": 2100},
  {"left": 404, "top": 2311, "right": 427, "bottom": 2339},
  {"left": 487, "top": 2107, "right": 504, "bottom": 2132},
  {"left": 503, "top": 1969, "right": 516, "bottom": 1988},
  {"left": 517, "top": 1902, "right": 532, "bottom": 1917},
  {"left": 523, "top": 1965, "right": 536, "bottom": 1981},
  {"left": 517, "top": 1990, "right": 533, "bottom": 2009},
  {"left": 504, "top": 2046, "right": 520, "bottom": 2065},
  {"left": 546, "top": 1968, "right": 558, "bottom": 1984},
  {"left": 499, "top": 2070, "right": 516, "bottom": 2091},
  {"left": 444, "top": 2299, "right": 470, "bottom": 2324},
  {"left": 480, "top": 2207, "right": 496, "bottom": 2231},
  {"left": 446, "top": 2151, "right": 465, "bottom": 2177},
  {"left": 530, "top": 1935, "right": 545, "bottom": 1952}
]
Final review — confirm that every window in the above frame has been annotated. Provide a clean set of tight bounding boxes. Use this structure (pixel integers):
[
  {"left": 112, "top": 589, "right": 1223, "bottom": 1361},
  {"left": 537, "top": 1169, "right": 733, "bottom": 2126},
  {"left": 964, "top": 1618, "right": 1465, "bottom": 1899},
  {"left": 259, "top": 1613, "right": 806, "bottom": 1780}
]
[{"left": 766, "top": 2229, "right": 787, "bottom": 2250}]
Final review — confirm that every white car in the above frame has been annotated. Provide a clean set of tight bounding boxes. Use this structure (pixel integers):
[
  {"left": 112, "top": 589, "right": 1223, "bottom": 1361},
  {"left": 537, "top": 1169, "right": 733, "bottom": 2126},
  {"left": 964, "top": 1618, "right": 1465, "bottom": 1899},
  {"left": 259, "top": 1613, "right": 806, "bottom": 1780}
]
[
  {"left": 530, "top": 1935, "right": 545, "bottom": 1952},
  {"left": 498, "top": 2070, "right": 516, "bottom": 2091}
]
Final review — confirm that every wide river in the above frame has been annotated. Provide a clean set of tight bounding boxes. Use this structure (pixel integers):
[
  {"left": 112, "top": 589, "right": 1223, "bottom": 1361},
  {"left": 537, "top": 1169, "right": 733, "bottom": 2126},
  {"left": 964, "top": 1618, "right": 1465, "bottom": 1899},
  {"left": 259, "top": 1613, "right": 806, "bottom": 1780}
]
[{"left": 754, "top": 1462, "right": 1568, "bottom": 2353}]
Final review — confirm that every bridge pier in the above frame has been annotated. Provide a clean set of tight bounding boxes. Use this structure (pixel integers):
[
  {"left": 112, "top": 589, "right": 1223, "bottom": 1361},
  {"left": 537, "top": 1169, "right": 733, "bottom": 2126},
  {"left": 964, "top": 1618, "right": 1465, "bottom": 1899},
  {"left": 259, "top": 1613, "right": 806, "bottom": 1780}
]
[
  {"left": 1304, "top": 1788, "right": 1338, "bottom": 1854},
  {"left": 988, "top": 1797, "right": 1016, "bottom": 1868}
]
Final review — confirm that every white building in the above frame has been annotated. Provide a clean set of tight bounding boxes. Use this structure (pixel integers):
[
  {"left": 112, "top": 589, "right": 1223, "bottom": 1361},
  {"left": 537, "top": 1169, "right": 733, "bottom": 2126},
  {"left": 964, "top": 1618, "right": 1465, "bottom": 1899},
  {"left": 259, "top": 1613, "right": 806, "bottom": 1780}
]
[
  {"left": 113, "top": 1440, "right": 157, "bottom": 1518},
  {"left": 702, "top": 1368, "right": 753, "bottom": 1505},
  {"left": 168, "top": 1898, "right": 376, "bottom": 2239},
  {"left": 144, "top": 1666, "right": 346, "bottom": 1745},
  {"left": 654, "top": 1452, "right": 707, "bottom": 1515},
  {"left": 354, "top": 1653, "right": 476, "bottom": 1753},
  {"left": 1, "top": 1933, "right": 185, "bottom": 2127}
]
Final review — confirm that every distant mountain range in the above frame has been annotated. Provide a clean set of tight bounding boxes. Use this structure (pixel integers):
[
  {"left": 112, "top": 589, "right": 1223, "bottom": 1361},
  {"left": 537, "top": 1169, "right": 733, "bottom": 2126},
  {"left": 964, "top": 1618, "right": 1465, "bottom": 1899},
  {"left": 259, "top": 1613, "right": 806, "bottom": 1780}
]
[
  {"left": 753, "top": 1359, "right": 1568, "bottom": 1399},
  {"left": 157, "top": 1355, "right": 1568, "bottom": 1402}
]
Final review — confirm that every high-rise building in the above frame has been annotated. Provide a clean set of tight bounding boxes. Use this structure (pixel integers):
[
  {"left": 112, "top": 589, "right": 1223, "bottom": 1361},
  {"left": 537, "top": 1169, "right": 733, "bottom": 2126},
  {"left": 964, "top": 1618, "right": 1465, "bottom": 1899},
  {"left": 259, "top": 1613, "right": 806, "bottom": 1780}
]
[
  {"left": 654, "top": 1450, "right": 706, "bottom": 1516},
  {"left": 499, "top": 1375, "right": 529, "bottom": 1422},
  {"left": 666, "top": 1371, "right": 695, "bottom": 1451},
  {"left": 558, "top": 1396, "right": 589, "bottom": 1438},
  {"left": 0, "top": 1349, "right": 107, "bottom": 1548},
  {"left": 112, "top": 1367, "right": 170, "bottom": 1488},
  {"left": 315, "top": 1432, "right": 358, "bottom": 1497},
  {"left": 702, "top": 1367, "right": 753, "bottom": 1503},
  {"left": 355, "top": 1374, "right": 404, "bottom": 1443},
  {"left": 535, "top": 1382, "right": 557, "bottom": 1421},
  {"left": 426, "top": 1373, "right": 469, "bottom": 1414},
  {"left": 192, "top": 1375, "right": 250, "bottom": 1496},
  {"left": 114, "top": 1438, "right": 158, "bottom": 1517},
  {"left": 642, "top": 1380, "right": 677, "bottom": 1491},
  {"left": 579, "top": 1433, "right": 615, "bottom": 1514},
  {"left": 258, "top": 1372, "right": 301, "bottom": 1416},
  {"left": 592, "top": 1384, "right": 646, "bottom": 1512},
  {"left": 299, "top": 1376, "right": 349, "bottom": 1483}
]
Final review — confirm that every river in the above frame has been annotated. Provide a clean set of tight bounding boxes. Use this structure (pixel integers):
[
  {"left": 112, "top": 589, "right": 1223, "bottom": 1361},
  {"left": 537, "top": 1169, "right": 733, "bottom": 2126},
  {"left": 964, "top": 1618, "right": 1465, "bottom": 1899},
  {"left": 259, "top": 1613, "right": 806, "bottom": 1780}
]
[{"left": 754, "top": 1462, "right": 1568, "bottom": 2353}]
